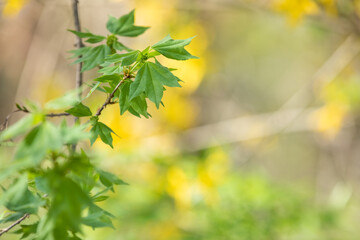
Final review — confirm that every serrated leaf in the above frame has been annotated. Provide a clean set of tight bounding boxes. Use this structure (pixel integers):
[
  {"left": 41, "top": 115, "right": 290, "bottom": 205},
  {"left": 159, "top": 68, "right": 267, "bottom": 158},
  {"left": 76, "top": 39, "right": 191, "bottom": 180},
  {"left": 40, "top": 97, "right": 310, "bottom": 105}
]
[
  {"left": 65, "top": 102, "right": 92, "bottom": 117},
  {"left": 152, "top": 35, "right": 198, "bottom": 60},
  {"left": 82, "top": 205, "right": 114, "bottom": 229},
  {"left": 68, "top": 30, "right": 106, "bottom": 44},
  {"left": 90, "top": 121, "right": 115, "bottom": 148},
  {"left": 118, "top": 81, "right": 149, "bottom": 118},
  {"left": 71, "top": 45, "right": 111, "bottom": 72},
  {"left": 113, "top": 41, "right": 132, "bottom": 52},
  {"left": 1, "top": 175, "right": 44, "bottom": 214},
  {"left": 129, "top": 61, "right": 181, "bottom": 108},
  {"left": 130, "top": 94, "right": 149, "bottom": 118},
  {"left": 14, "top": 222, "right": 38, "bottom": 239},
  {"left": 14, "top": 122, "right": 63, "bottom": 164},
  {"left": 98, "top": 65, "right": 123, "bottom": 75},
  {"left": 106, "top": 10, "right": 149, "bottom": 37},
  {"left": 97, "top": 169, "right": 127, "bottom": 189},
  {"left": 94, "top": 74, "right": 122, "bottom": 83},
  {"left": 105, "top": 50, "right": 140, "bottom": 66}
]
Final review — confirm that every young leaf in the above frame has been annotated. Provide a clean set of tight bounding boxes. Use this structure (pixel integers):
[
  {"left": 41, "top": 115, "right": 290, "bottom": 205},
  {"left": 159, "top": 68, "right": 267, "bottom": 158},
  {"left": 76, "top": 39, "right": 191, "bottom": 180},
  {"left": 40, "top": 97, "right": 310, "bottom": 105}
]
[
  {"left": 90, "top": 121, "right": 115, "bottom": 148},
  {"left": 118, "top": 81, "right": 149, "bottom": 118},
  {"left": 98, "top": 65, "right": 123, "bottom": 75},
  {"left": 68, "top": 30, "right": 106, "bottom": 44},
  {"left": 45, "top": 88, "right": 82, "bottom": 110},
  {"left": 97, "top": 169, "right": 128, "bottom": 189},
  {"left": 82, "top": 205, "right": 114, "bottom": 229},
  {"left": 94, "top": 74, "right": 122, "bottom": 83},
  {"left": 105, "top": 50, "right": 140, "bottom": 66},
  {"left": 129, "top": 61, "right": 181, "bottom": 108},
  {"left": 14, "top": 122, "right": 63, "bottom": 164},
  {"left": 152, "top": 35, "right": 198, "bottom": 60},
  {"left": 72, "top": 45, "right": 111, "bottom": 72},
  {"left": 65, "top": 102, "right": 92, "bottom": 117},
  {"left": 1, "top": 175, "right": 44, "bottom": 214},
  {"left": 0, "top": 114, "right": 42, "bottom": 141},
  {"left": 14, "top": 222, "right": 38, "bottom": 239},
  {"left": 113, "top": 41, "right": 132, "bottom": 52},
  {"left": 106, "top": 10, "right": 149, "bottom": 37}
]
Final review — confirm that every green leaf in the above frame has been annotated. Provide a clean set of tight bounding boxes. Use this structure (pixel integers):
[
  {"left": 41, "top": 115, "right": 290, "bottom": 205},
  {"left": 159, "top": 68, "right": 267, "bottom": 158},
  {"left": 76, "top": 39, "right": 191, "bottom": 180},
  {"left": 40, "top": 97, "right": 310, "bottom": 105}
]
[
  {"left": 94, "top": 74, "right": 122, "bottom": 83},
  {"left": 14, "top": 122, "right": 63, "bottom": 164},
  {"left": 113, "top": 41, "right": 132, "bottom": 52},
  {"left": 0, "top": 114, "right": 42, "bottom": 141},
  {"left": 45, "top": 89, "right": 81, "bottom": 110},
  {"left": 106, "top": 51, "right": 140, "bottom": 66},
  {"left": 60, "top": 120, "right": 92, "bottom": 144},
  {"left": 106, "top": 10, "right": 149, "bottom": 37},
  {"left": 129, "top": 61, "right": 181, "bottom": 108},
  {"left": 1, "top": 175, "right": 44, "bottom": 214},
  {"left": 65, "top": 102, "right": 92, "bottom": 117},
  {"left": 90, "top": 121, "right": 115, "bottom": 148},
  {"left": 83, "top": 82, "right": 101, "bottom": 100},
  {"left": 14, "top": 222, "right": 38, "bottom": 239},
  {"left": 82, "top": 205, "right": 114, "bottom": 229},
  {"left": 68, "top": 30, "right": 106, "bottom": 44},
  {"left": 0, "top": 212, "right": 24, "bottom": 224},
  {"left": 71, "top": 45, "right": 111, "bottom": 72},
  {"left": 36, "top": 175, "right": 92, "bottom": 237},
  {"left": 98, "top": 65, "right": 123, "bottom": 75},
  {"left": 118, "top": 81, "right": 149, "bottom": 118},
  {"left": 92, "top": 195, "right": 109, "bottom": 202},
  {"left": 97, "top": 169, "right": 127, "bottom": 189},
  {"left": 152, "top": 34, "right": 198, "bottom": 60}
]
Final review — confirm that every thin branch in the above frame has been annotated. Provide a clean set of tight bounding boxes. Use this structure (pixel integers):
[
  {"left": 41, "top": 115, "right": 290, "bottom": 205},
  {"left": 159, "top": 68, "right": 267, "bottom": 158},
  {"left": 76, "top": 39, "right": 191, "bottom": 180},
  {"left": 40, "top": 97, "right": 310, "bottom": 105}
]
[
  {"left": 95, "top": 77, "right": 128, "bottom": 117},
  {"left": 0, "top": 109, "right": 70, "bottom": 132},
  {"left": 71, "top": 0, "right": 84, "bottom": 114},
  {"left": 0, "top": 110, "right": 21, "bottom": 132},
  {"left": 0, "top": 213, "right": 29, "bottom": 236}
]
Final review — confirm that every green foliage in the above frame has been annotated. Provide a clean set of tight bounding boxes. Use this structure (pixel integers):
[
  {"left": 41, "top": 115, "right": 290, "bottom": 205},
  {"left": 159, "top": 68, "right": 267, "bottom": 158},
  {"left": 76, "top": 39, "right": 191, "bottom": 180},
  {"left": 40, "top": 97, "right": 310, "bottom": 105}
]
[
  {"left": 0, "top": 8, "right": 196, "bottom": 240},
  {"left": 129, "top": 61, "right": 181, "bottom": 108},
  {"left": 95, "top": 153, "right": 349, "bottom": 240}
]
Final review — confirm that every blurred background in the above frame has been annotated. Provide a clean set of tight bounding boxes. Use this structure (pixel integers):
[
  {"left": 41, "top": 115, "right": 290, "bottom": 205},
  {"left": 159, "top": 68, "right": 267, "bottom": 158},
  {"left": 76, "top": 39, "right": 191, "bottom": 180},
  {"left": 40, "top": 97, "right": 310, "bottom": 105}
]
[{"left": 2, "top": 0, "right": 360, "bottom": 239}]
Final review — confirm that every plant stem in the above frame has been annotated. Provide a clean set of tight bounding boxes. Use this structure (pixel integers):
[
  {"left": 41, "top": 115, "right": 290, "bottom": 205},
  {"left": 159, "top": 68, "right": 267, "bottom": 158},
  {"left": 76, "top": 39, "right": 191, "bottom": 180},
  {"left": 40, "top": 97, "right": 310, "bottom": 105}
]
[
  {"left": 71, "top": 0, "right": 84, "bottom": 114},
  {"left": 0, "top": 213, "right": 29, "bottom": 236},
  {"left": 95, "top": 76, "right": 129, "bottom": 117}
]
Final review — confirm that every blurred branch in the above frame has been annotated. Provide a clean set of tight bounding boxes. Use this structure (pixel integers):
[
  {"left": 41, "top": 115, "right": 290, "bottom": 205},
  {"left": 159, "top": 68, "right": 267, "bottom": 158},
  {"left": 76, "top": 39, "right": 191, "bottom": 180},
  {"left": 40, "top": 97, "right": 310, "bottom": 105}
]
[
  {"left": 0, "top": 109, "right": 70, "bottom": 132},
  {"left": 71, "top": 0, "right": 84, "bottom": 97},
  {"left": 71, "top": 0, "right": 84, "bottom": 129},
  {"left": 0, "top": 213, "right": 29, "bottom": 237}
]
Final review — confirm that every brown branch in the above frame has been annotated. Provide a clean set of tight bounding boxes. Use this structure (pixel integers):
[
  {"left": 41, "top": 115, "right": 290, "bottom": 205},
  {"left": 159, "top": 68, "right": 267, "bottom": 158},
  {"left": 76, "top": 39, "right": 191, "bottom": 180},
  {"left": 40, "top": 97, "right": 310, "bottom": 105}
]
[
  {"left": 0, "top": 213, "right": 29, "bottom": 236},
  {"left": 71, "top": 0, "right": 84, "bottom": 127},
  {"left": 95, "top": 77, "right": 128, "bottom": 117},
  {"left": 71, "top": 0, "right": 84, "bottom": 95},
  {"left": 0, "top": 109, "right": 70, "bottom": 132}
]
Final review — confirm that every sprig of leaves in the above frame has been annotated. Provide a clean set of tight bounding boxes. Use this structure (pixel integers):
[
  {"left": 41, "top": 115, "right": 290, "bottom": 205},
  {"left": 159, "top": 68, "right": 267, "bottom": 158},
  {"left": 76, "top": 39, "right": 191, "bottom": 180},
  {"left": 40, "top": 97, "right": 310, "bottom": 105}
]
[{"left": 0, "top": 8, "right": 197, "bottom": 240}]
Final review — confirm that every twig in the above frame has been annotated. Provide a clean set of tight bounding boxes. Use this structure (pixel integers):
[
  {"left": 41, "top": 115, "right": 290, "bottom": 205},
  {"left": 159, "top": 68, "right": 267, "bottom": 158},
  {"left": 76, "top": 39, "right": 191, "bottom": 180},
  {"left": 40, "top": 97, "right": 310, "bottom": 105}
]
[
  {"left": 0, "top": 109, "right": 70, "bottom": 132},
  {"left": 71, "top": 0, "right": 84, "bottom": 93},
  {"left": 95, "top": 77, "right": 128, "bottom": 117},
  {"left": 0, "top": 110, "right": 21, "bottom": 132},
  {"left": 0, "top": 213, "right": 29, "bottom": 237},
  {"left": 71, "top": 0, "right": 84, "bottom": 120}
]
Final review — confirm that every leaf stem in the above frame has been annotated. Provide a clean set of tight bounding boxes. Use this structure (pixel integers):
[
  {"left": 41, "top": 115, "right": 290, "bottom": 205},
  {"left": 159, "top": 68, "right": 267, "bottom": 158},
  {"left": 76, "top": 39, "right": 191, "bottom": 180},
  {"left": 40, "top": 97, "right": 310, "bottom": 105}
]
[{"left": 95, "top": 75, "right": 129, "bottom": 117}]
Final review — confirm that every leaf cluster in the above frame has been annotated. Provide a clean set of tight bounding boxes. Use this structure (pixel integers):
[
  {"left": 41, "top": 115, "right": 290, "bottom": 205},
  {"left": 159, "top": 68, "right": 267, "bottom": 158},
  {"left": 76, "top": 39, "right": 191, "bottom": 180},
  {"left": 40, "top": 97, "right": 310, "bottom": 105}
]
[{"left": 0, "top": 9, "right": 197, "bottom": 239}]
